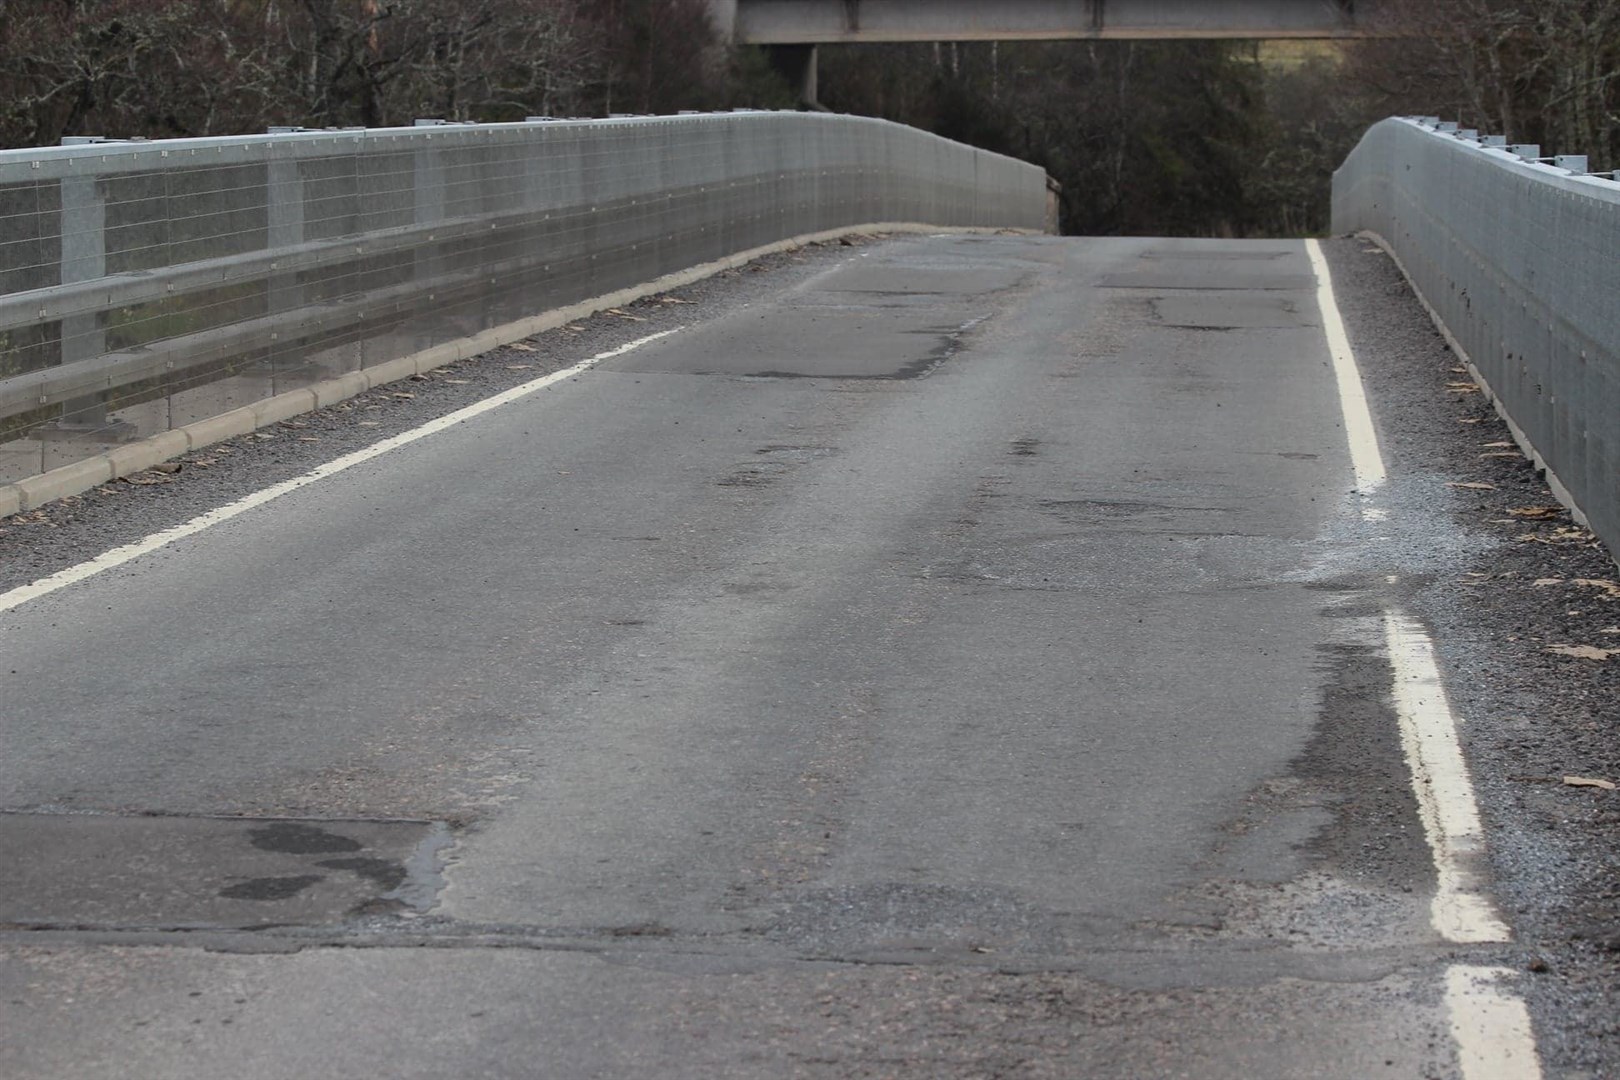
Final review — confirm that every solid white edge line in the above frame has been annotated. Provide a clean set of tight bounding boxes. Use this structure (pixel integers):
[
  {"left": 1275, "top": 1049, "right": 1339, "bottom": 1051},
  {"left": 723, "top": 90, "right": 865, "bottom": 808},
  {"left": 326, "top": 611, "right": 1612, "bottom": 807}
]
[
  {"left": 1447, "top": 966, "right": 1544, "bottom": 1080},
  {"left": 1384, "top": 613, "right": 1514, "bottom": 945},
  {"left": 1306, "top": 238, "right": 1387, "bottom": 501},
  {"left": 0, "top": 329, "right": 681, "bottom": 615},
  {"left": 1312, "top": 239, "right": 1541, "bottom": 1072}
]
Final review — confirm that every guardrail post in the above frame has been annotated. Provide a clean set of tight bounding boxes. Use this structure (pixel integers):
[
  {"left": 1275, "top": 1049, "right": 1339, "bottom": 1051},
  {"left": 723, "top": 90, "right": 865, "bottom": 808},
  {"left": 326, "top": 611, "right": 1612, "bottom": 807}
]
[
  {"left": 266, "top": 153, "right": 305, "bottom": 315},
  {"left": 412, "top": 121, "right": 447, "bottom": 324},
  {"left": 53, "top": 152, "right": 117, "bottom": 437}
]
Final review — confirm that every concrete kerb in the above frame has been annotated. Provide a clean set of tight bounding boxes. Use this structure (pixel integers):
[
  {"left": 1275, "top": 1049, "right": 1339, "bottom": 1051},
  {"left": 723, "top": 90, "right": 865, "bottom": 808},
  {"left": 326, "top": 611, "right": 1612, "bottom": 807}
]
[
  {"left": 0, "top": 223, "right": 1029, "bottom": 521},
  {"left": 10, "top": 457, "right": 114, "bottom": 514},
  {"left": 1355, "top": 229, "right": 1591, "bottom": 533},
  {"left": 105, "top": 430, "right": 190, "bottom": 478}
]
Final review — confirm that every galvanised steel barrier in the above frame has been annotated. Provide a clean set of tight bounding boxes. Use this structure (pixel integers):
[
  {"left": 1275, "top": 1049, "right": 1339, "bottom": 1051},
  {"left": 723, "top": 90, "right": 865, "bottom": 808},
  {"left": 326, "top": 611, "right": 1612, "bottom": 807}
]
[
  {"left": 0, "top": 111, "right": 1049, "bottom": 492},
  {"left": 1333, "top": 117, "right": 1620, "bottom": 553}
]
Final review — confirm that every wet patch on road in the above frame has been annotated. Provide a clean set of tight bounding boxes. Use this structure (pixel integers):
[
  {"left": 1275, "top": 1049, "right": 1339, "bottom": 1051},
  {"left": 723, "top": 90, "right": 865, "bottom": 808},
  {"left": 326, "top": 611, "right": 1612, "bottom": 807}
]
[
  {"left": 1151, "top": 614, "right": 1436, "bottom": 952},
  {"left": 0, "top": 812, "right": 448, "bottom": 930}
]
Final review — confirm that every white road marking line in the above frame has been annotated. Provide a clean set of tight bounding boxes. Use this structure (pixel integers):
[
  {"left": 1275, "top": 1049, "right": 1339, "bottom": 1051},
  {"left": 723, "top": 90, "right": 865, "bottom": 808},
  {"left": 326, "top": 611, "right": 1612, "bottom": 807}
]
[
  {"left": 0, "top": 329, "right": 681, "bottom": 615},
  {"left": 1385, "top": 613, "right": 1514, "bottom": 944},
  {"left": 1312, "top": 239, "right": 1541, "bottom": 1070},
  {"left": 1307, "top": 238, "right": 1386, "bottom": 505},
  {"left": 1447, "top": 966, "right": 1544, "bottom": 1080}
]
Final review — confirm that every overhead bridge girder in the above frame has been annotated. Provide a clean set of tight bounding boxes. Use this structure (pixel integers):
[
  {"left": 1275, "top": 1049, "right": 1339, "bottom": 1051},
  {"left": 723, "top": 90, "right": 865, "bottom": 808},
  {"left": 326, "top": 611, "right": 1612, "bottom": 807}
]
[{"left": 716, "top": 0, "right": 1384, "bottom": 42}]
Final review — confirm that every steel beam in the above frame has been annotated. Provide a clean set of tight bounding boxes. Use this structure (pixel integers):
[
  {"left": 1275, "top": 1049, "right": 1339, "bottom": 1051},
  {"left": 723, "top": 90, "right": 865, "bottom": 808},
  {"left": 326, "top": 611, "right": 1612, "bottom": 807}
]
[{"left": 714, "top": 0, "right": 1380, "bottom": 42}]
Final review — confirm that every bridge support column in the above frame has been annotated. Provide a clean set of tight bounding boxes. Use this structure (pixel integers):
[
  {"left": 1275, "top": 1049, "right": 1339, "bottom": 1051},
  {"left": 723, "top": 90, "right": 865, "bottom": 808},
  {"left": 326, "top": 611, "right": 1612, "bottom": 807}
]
[{"left": 767, "top": 43, "right": 821, "bottom": 109}]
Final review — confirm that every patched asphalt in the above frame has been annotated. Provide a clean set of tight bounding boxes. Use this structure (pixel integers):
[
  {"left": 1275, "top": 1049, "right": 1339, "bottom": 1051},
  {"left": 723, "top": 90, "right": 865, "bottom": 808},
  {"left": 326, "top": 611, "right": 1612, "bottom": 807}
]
[{"left": 0, "top": 233, "right": 1612, "bottom": 1078}]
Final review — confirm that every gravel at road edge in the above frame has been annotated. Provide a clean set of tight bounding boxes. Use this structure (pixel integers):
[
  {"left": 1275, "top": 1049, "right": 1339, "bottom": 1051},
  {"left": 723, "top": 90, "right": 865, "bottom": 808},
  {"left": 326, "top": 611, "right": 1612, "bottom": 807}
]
[{"left": 1324, "top": 235, "right": 1619, "bottom": 1080}]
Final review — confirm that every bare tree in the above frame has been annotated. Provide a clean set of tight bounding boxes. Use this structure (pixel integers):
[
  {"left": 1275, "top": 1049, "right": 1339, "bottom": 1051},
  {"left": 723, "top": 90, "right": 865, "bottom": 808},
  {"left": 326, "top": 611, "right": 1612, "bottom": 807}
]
[{"left": 1356, "top": 0, "right": 1619, "bottom": 169}]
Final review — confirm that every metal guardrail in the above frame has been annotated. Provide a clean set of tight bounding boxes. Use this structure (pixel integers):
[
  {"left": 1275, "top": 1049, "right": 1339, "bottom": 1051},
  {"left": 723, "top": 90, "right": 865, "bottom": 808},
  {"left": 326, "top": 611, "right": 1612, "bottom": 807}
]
[
  {"left": 1333, "top": 117, "right": 1620, "bottom": 554},
  {"left": 0, "top": 112, "right": 1050, "bottom": 483}
]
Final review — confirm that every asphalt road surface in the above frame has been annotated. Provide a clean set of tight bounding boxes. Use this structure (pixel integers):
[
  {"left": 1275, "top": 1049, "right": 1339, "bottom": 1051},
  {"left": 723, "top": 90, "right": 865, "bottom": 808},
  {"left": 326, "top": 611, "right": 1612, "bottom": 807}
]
[{"left": 0, "top": 234, "right": 1599, "bottom": 1078}]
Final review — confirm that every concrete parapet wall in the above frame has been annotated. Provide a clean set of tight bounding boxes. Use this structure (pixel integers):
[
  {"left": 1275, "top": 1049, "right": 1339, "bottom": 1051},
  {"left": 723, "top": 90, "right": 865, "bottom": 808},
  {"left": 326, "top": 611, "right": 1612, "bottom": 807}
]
[
  {"left": 0, "top": 111, "right": 1049, "bottom": 497},
  {"left": 1333, "top": 118, "right": 1620, "bottom": 553}
]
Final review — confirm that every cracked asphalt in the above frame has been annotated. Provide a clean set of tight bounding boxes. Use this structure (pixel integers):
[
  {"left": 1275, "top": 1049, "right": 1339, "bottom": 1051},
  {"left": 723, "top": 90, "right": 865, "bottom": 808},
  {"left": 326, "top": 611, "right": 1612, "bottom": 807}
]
[{"left": 0, "top": 233, "right": 1614, "bottom": 1078}]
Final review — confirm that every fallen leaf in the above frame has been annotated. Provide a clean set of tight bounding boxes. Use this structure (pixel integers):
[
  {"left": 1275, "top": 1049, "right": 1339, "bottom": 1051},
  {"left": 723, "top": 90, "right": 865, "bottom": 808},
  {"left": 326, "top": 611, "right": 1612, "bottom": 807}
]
[
  {"left": 1483, "top": 441, "right": 1514, "bottom": 449},
  {"left": 357, "top": 421, "right": 380, "bottom": 427},
  {"left": 1600, "top": 627, "right": 1620, "bottom": 635},
  {"left": 150, "top": 461, "right": 182, "bottom": 474},
  {"left": 1508, "top": 506, "right": 1563, "bottom": 519},
  {"left": 1447, "top": 382, "right": 1481, "bottom": 393},
  {"left": 408, "top": 373, "right": 429, "bottom": 381},
  {"left": 605, "top": 308, "right": 647, "bottom": 321},
  {"left": 1563, "top": 776, "right": 1617, "bottom": 790},
  {"left": 391, "top": 392, "right": 415, "bottom": 399},
  {"left": 1546, "top": 644, "right": 1618, "bottom": 660},
  {"left": 656, "top": 297, "right": 696, "bottom": 305},
  {"left": 509, "top": 342, "right": 538, "bottom": 352},
  {"left": 1532, "top": 578, "right": 1565, "bottom": 587},
  {"left": 506, "top": 364, "right": 533, "bottom": 370},
  {"left": 1481, "top": 452, "right": 1522, "bottom": 459},
  {"left": 1448, "top": 481, "right": 1496, "bottom": 490},
  {"left": 1516, "top": 527, "right": 1596, "bottom": 545},
  {"left": 443, "top": 378, "right": 471, "bottom": 384},
  {"left": 1572, "top": 579, "right": 1620, "bottom": 598},
  {"left": 1458, "top": 418, "right": 1483, "bottom": 424}
]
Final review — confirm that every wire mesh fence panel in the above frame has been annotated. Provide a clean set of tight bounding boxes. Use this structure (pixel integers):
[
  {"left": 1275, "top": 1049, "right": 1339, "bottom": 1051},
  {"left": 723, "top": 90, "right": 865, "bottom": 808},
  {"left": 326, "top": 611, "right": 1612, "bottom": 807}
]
[{"left": 0, "top": 112, "right": 1050, "bottom": 484}]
